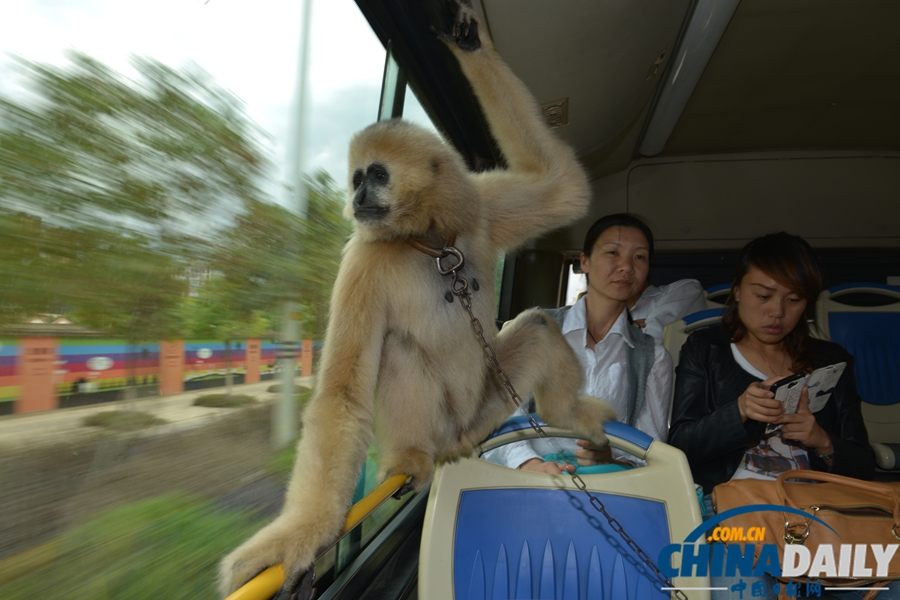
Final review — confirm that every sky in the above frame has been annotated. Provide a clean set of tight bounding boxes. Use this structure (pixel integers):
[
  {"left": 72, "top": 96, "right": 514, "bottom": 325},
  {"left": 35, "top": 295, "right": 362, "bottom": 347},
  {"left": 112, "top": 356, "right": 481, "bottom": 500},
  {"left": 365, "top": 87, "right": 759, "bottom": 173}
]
[{"left": 0, "top": 0, "right": 430, "bottom": 207}]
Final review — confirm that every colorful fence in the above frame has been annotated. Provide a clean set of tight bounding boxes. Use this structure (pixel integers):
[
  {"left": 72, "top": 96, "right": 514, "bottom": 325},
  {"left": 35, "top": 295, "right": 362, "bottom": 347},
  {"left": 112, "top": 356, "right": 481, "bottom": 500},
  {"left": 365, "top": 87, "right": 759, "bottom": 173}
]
[
  {"left": 0, "top": 336, "right": 315, "bottom": 415},
  {"left": 56, "top": 339, "right": 160, "bottom": 396},
  {"left": 0, "top": 338, "right": 19, "bottom": 407}
]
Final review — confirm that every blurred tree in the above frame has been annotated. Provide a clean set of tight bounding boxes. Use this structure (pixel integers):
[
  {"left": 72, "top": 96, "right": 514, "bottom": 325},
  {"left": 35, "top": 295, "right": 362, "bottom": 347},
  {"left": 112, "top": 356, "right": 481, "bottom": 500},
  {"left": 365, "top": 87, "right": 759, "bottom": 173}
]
[
  {"left": 0, "top": 52, "right": 351, "bottom": 393},
  {"left": 66, "top": 230, "right": 185, "bottom": 330},
  {"left": 0, "top": 52, "right": 268, "bottom": 231},
  {"left": 296, "top": 172, "right": 354, "bottom": 342},
  {"left": 0, "top": 52, "right": 269, "bottom": 335},
  {"left": 181, "top": 277, "right": 272, "bottom": 396},
  {"left": 68, "top": 228, "right": 189, "bottom": 396},
  {"left": 208, "top": 171, "right": 351, "bottom": 344},
  {"left": 0, "top": 212, "right": 64, "bottom": 322}
]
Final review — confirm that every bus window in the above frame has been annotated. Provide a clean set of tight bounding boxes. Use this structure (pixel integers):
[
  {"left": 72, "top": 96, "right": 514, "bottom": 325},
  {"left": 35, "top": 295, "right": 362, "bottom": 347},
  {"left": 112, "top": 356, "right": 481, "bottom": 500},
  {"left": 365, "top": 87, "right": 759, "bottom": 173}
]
[{"left": 565, "top": 265, "right": 588, "bottom": 306}]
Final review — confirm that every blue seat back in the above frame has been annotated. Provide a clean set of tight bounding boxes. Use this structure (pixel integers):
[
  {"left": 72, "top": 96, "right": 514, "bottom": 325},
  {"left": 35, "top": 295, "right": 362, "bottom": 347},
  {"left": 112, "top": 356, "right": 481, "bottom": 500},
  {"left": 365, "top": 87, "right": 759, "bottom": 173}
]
[
  {"left": 818, "top": 283, "right": 900, "bottom": 407},
  {"left": 828, "top": 311, "right": 900, "bottom": 406},
  {"left": 662, "top": 308, "right": 724, "bottom": 371},
  {"left": 453, "top": 488, "right": 669, "bottom": 600},
  {"left": 704, "top": 283, "right": 731, "bottom": 309}
]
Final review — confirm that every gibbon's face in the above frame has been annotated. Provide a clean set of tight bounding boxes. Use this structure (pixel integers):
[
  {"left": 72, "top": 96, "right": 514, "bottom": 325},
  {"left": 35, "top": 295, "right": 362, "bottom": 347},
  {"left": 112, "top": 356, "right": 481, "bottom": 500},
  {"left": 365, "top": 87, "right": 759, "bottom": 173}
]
[
  {"left": 346, "top": 119, "right": 473, "bottom": 237},
  {"left": 733, "top": 266, "right": 807, "bottom": 346},
  {"left": 580, "top": 226, "right": 650, "bottom": 304},
  {"left": 350, "top": 162, "right": 391, "bottom": 223}
]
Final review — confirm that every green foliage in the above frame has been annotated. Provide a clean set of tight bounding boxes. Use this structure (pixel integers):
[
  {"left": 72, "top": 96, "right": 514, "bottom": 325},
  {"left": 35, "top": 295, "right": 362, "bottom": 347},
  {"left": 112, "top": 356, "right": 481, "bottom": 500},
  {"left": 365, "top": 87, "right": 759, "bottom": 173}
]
[
  {"left": 265, "top": 387, "right": 314, "bottom": 480},
  {"left": 0, "top": 52, "right": 269, "bottom": 335},
  {"left": 0, "top": 52, "right": 267, "bottom": 228},
  {"left": 0, "top": 51, "right": 351, "bottom": 346},
  {"left": 295, "top": 173, "right": 354, "bottom": 341},
  {"left": 0, "top": 494, "right": 264, "bottom": 600},
  {"left": 267, "top": 440, "right": 299, "bottom": 483},
  {"left": 180, "top": 277, "right": 273, "bottom": 342},
  {"left": 68, "top": 228, "right": 188, "bottom": 341},
  {"left": 192, "top": 394, "right": 256, "bottom": 408},
  {"left": 82, "top": 410, "right": 167, "bottom": 431},
  {"left": 205, "top": 172, "right": 352, "bottom": 342}
]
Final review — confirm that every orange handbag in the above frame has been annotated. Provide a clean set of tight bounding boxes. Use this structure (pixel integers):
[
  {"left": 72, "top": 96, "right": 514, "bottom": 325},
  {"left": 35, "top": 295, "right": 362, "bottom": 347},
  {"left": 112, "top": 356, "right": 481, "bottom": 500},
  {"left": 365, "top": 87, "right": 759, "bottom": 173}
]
[{"left": 711, "top": 470, "right": 900, "bottom": 590}]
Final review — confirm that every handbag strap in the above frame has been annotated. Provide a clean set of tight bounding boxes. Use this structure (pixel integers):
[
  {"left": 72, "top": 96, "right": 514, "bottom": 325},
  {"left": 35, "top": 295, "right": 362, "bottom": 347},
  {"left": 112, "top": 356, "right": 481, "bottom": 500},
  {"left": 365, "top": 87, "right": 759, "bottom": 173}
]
[{"left": 775, "top": 469, "right": 900, "bottom": 526}]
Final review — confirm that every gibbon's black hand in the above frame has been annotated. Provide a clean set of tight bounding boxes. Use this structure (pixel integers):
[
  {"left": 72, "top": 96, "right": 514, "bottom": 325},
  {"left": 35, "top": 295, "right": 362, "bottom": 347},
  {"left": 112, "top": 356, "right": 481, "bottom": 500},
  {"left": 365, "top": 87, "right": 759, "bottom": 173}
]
[
  {"left": 273, "top": 568, "right": 315, "bottom": 600},
  {"left": 431, "top": 0, "right": 481, "bottom": 52}
]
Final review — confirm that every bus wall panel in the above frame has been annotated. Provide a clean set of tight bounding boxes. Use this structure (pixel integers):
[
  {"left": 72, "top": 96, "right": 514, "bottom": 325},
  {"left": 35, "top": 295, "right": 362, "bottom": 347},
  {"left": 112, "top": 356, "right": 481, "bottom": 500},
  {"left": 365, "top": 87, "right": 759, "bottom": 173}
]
[{"left": 626, "top": 154, "right": 900, "bottom": 249}]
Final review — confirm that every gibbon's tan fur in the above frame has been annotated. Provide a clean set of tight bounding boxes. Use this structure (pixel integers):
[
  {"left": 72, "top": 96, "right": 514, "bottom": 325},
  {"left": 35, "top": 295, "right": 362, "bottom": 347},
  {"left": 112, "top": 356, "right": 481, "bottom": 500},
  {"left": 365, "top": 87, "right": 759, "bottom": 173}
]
[{"left": 218, "top": 3, "right": 616, "bottom": 597}]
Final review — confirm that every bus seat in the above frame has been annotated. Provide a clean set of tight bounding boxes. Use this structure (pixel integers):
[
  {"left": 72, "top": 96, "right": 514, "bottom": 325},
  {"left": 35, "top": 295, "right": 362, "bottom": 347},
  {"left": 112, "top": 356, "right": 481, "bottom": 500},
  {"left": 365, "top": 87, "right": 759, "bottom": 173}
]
[
  {"left": 704, "top": 283, "right": 731, "bottom": 309},
  {"left": 419, "top": 418, "right": 707, "bottom": 600},
  {"left": 815, "top": 283, "right": 900, "bottom": 469},
  {"left": 662, "top": 308, "right": 725, "bottom": 371}
]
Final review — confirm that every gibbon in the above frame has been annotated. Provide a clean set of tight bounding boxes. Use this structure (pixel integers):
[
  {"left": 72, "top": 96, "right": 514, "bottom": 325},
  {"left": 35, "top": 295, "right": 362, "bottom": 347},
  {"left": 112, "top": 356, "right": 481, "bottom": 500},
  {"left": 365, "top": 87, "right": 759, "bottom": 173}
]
[{"left": 219, "top": 2, "right": 616, "bottom": 597}]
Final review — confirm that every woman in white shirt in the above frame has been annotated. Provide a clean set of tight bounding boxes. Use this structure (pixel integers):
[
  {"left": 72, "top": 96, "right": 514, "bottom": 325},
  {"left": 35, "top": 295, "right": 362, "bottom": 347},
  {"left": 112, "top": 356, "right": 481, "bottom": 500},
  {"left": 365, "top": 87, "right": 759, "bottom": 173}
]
[{"left": 485, "top": 214, "right": 673, "bottom": 473}]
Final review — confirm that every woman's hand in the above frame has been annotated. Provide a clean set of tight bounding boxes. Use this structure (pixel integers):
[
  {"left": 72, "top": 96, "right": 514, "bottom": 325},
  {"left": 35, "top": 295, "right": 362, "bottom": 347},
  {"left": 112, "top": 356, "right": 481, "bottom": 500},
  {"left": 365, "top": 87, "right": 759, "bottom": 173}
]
[
  {"left": 574, "top": 439, "right": 613, "bottom": 466},
  {"left": 518, "top": 458, "right": 574, "bottom": 474},
  {"left": 737, "top": 377, "right": 785, "bottom": 423},
  {"left": 777, "top": 387, "right": 833, "bottom": 454}
]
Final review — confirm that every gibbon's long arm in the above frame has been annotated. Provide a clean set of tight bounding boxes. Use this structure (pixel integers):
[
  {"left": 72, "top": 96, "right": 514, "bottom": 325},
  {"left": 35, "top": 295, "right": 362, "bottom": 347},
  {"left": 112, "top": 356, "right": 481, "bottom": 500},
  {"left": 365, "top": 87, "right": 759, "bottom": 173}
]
[
  {"left": 281, "top": 243, "right": 388, "bottom": 560},
  {"left": 439, "top": 4, "right": 591, "bottom": 252},
  {"left": 218, "top": 245, "right": 387, "bottom": 598}
]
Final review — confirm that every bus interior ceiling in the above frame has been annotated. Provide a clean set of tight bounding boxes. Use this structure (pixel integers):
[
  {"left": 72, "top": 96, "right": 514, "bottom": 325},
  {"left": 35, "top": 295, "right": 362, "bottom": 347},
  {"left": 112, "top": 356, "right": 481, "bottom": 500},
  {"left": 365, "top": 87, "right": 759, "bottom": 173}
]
[{"left": 359, "top": 0, "right": 900, "bottom": 317}]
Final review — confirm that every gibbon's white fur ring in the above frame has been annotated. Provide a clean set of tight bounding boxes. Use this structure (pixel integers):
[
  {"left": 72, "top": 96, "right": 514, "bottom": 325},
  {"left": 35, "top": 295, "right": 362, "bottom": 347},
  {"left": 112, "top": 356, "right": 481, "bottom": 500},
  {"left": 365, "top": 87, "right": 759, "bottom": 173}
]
[{"left": 218, "top": 1, "right": 616, "bottom": 597}]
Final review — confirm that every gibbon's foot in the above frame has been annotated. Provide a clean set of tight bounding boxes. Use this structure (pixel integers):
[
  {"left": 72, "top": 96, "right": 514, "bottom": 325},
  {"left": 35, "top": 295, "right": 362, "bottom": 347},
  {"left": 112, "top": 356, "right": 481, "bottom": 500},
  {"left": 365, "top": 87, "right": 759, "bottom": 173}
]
[
  {"left": 382, "top": 448, "right": 434, "bottom": 494},
  {"left": 432, "top": 0, "right": 481, "bottom": 52},
  {"left": 435, "top": 437, "right": 477, "bottom": 466},
  {"left": 392, "top": 481, "right": 416, "bottom": 500},
  {"left": 218, "top": 514, "right": 328, "bottom": 598},
  {"left": 272, "top": 568, "right": 316, "bottom": 600},
  {"left": 573, "top": 394, "right": 614, "bottom": 448}
]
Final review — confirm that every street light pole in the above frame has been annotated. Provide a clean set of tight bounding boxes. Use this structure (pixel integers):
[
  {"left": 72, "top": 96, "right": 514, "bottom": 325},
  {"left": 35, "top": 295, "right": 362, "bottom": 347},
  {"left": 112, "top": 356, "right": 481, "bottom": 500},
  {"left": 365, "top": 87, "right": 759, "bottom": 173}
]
[{"left": 274, "top": 0, "right": 313, "bottom": 451}]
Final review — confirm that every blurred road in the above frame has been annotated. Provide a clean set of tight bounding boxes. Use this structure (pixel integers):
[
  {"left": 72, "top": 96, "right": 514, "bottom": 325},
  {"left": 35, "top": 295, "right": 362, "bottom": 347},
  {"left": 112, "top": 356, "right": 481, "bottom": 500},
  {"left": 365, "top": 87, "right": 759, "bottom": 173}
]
[{"left": 0, "top": 376, "right": 314, "bottom": 451}]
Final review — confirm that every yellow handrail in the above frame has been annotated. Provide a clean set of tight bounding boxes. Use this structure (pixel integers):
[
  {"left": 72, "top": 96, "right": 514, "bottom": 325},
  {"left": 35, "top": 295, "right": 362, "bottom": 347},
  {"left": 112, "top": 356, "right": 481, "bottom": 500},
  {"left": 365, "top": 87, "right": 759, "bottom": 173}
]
[{"left": 224, "top": 473, "right": 410, "bottom": 600}]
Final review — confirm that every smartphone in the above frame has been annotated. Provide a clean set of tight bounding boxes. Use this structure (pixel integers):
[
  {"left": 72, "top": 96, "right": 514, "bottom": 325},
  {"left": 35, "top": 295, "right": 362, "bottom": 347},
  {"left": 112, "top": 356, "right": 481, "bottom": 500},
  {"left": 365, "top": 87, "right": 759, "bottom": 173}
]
[
  {"left": 805, "top": 362, "right": 847, "bottom": 413},
  {"left": 765, "top": 372, "right": 807, "bottom": 434},
  {"left": 769, "top": 372, "right": 806, "bottom": 403}
]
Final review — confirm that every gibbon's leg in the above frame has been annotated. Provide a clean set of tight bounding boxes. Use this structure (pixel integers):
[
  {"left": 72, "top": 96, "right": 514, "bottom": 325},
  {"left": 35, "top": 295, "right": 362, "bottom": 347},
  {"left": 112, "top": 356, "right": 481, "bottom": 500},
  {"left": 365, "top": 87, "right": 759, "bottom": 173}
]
[
  {"left": 436, "top": 0, "right": 592, "bottom": 251},
  {"left": 456, "top": 309, "right": 617, "bottom": 452}
]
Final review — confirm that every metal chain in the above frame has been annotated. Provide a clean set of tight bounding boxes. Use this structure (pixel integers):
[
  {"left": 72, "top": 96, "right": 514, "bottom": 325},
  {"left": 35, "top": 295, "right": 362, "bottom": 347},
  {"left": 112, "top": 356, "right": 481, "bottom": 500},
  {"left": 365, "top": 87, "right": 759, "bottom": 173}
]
[{"left": 435, "top": 246, "right": 689, "bottom": 600}]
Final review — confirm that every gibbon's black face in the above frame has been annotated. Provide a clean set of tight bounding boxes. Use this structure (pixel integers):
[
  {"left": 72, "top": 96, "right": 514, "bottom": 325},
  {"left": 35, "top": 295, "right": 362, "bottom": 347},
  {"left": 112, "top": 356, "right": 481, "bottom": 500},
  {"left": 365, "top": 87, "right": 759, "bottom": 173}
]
[{"left": 351, "top": 162, "right": 391, "bottom": 222}]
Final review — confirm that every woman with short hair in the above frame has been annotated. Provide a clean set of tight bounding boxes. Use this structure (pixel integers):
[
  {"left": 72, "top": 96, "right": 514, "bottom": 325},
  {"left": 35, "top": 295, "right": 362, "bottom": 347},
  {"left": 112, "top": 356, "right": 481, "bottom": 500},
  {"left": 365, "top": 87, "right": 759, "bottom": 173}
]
[{"left": 668, "top": 232, "right": 874, "bottom": 492}]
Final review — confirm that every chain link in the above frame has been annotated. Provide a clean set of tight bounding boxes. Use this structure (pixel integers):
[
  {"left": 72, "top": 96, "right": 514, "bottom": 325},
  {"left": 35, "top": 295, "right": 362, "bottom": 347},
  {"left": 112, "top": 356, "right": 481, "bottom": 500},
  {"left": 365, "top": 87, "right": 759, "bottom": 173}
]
[{"left": 436, "top": 245, "right": 688, "bottom": 600}]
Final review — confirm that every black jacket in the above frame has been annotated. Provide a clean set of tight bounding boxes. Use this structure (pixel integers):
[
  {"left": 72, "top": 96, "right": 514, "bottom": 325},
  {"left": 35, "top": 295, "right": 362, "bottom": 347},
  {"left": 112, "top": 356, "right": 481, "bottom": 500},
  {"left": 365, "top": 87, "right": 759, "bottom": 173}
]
[{"left": 668, "top": 328, "right": 875, "bottom": 493}]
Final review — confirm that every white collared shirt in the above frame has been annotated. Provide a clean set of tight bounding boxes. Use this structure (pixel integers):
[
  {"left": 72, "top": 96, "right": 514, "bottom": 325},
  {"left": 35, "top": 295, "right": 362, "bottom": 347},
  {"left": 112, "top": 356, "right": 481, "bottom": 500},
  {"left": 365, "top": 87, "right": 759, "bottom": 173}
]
[
  {"left": 483, "top": 297, "right": 673, "bottom": 468},
  {"left": 629, "top": 279, "right": 708, "bottom": 343}
]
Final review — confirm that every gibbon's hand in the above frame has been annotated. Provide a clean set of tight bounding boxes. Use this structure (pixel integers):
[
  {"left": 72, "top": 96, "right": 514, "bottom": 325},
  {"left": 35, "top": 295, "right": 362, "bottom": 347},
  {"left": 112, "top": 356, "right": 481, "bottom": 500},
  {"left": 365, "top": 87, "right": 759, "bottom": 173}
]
[
  {"left": 777, "top": 387, "right": 832, "bottom": 451},
  {"left": 574, "top": 439, "right": 613, "bottom": 466},
  {"left": 431, "top": 0, "right": 481, "bottom": 52},
  {"left": 519, "top": 458, "right": 575, "bottom": 474},
  {"left": 737, "top": 377, "right": 785, "bottom": 423}
]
